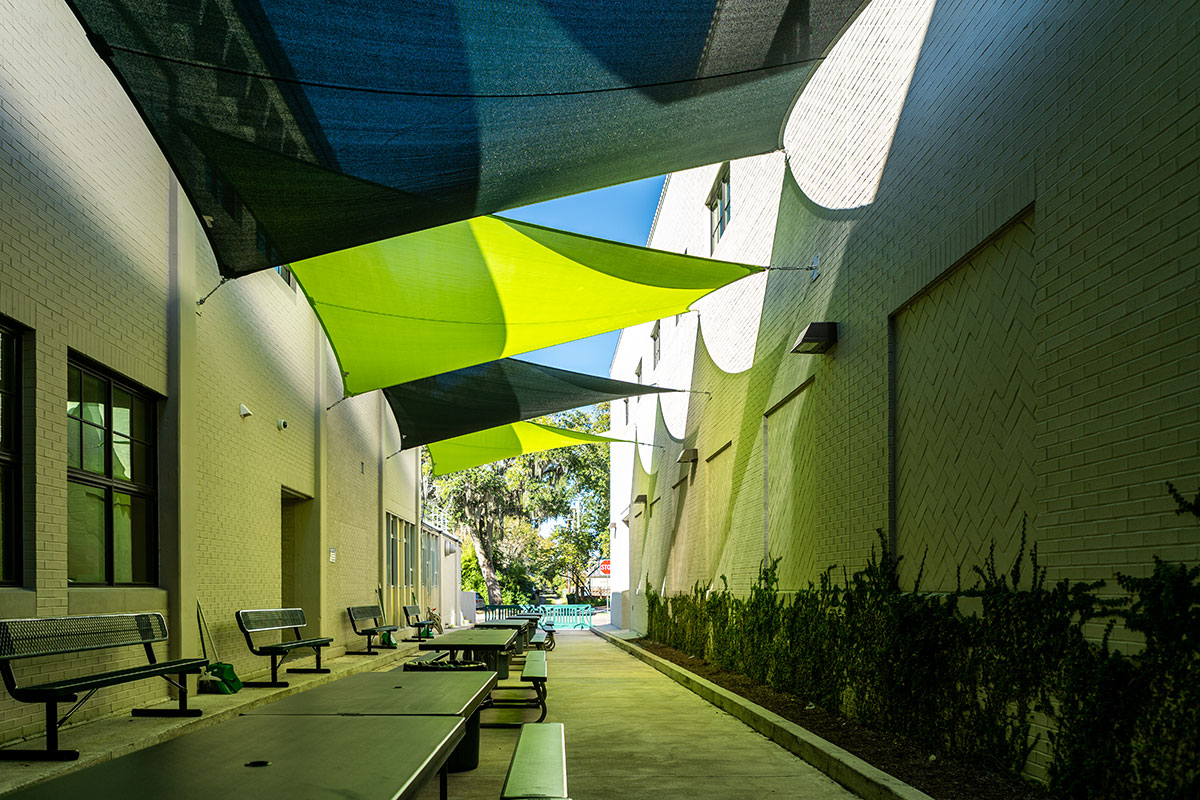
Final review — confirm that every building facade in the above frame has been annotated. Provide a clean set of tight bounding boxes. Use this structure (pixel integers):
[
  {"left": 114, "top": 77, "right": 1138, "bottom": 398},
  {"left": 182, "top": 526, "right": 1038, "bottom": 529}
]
[
  {"left": 609, "top": 0, "right": 1199, "bottom": 636},
  {"left": 0, "top": 0, "right": 449, "bottom": 746}
]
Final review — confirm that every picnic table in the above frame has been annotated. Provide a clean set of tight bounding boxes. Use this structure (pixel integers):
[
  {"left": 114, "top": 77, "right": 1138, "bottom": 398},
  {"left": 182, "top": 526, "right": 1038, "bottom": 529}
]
[
  {"left": 246, "top": 670, "right": 497, "bottom": 771},
  {"left": 3, "top": 714, "right": 463, "bottom": 800},
  {"left": 473, "top": 617, "right": 535, "bottom": 649},
  {"left": 420, "top": 628, "right": 517, "bottom": 679}
]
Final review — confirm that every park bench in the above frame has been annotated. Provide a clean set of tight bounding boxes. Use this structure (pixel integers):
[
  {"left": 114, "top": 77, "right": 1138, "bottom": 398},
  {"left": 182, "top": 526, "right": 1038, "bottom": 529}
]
[
  {"left": 500, "top": 722, "right": 569, "bottom": 800},
  {"left": 403, "top": 604, "right": 436, "bottom": 641},
  {"left": 345, "top": 604, "right": 399, "bottom": 655},
  {"left": 485, "top": 650, "right": 548, "bottom": 726},
  {"left": 0, "top": 613, "right": 205, "bottom": 761},
  {"left": 235, "top": 608, "right": 331, "bottom": 688}
]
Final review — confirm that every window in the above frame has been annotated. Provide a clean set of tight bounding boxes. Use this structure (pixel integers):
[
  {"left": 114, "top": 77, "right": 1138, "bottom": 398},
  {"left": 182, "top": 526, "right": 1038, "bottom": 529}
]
[
  {"left": 421, "top": 530, "right": 440, "bottom": 591},
  {"left": 0, "top": 323, "right": 19, "bottom": 584},
  {"left": 707, "top": 164, "right": 731, "bottom": 253},
  {"left": 67, "top": 361, "right": 157, "bottom": 585},
  {"left": 651, "top": 321, "right": 661, "bottom": 367},
  {"left": 403, "top": 520, "right": 417, "bottom": 592}
]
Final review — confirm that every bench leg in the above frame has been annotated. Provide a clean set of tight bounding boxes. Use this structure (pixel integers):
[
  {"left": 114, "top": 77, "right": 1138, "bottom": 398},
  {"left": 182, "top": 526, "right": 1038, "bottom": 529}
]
[
  {"left": 132, "top": 672, "right": 203, "bottom": 717},
  {"left": 0, "top": 702, "right": 79, "bottom": 761},
  {"left": 287, "top": 645, "right": 331, "bottom": 675},
  {"left": 345, "top": 634, "right": 378, "bottom": 655},
  {"left": 243, "top": 655, "right": 289, "bottom": 688}
]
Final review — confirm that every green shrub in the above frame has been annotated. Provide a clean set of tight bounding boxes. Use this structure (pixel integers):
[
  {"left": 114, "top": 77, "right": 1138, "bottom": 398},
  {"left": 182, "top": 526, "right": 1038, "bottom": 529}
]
[{"left": 641, "top": 486, "right": 1200, "bottom": 797}]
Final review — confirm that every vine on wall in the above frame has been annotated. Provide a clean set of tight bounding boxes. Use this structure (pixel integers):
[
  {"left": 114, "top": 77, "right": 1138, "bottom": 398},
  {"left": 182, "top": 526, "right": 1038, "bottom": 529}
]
[{"left": 644, "top": 486, "right": 1200, "bottom": 798}]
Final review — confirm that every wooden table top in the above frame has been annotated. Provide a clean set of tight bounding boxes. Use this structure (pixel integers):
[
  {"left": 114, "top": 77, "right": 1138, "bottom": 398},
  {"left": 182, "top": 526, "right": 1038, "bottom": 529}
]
[
  {"left": 243, "top": 670, "right": 498, "bottom": 718},
  {"left": 418, "top": 628, "right": 517, "bottom": 651},
  {"left": 5, "top": 714, "right": 463, "bottom": 800}
]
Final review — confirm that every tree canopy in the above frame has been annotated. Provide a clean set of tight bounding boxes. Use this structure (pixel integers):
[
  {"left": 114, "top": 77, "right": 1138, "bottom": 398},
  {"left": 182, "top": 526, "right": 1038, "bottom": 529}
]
[{"left": 424, "top": 404, "right": 610, "bottom": 604}]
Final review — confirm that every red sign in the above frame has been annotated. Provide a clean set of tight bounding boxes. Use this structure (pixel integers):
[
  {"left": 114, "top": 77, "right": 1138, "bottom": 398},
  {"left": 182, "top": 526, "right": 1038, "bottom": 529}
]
[{"left": 598, "top": 560, "right": 610, "bottom": 575}]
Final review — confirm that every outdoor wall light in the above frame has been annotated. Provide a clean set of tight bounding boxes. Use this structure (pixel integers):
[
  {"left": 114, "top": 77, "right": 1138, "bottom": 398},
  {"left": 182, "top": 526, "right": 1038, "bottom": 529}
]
[
  {"left": 239, "top": 404, "right": 253, "bottom": 418},
  {"left": 677, "top": 448, "right": 698, "bottom": 463},
  {"left": 791, "top": 322, "right": 838, "bottom": 354},
  {"left": 633, "top": 494, "right": 648, "bottom": 505}
]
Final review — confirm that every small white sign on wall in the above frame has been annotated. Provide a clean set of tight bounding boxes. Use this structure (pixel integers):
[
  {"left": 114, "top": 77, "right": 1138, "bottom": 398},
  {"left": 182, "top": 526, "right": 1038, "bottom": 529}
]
[{"left": 329, "top": 547, "right": 337, "bottom": 563}]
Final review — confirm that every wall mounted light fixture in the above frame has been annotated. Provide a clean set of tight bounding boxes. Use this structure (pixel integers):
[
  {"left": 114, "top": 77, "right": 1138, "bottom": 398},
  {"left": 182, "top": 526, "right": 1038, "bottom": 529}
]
[
  {"left": 239, "top": 404, "right": 253, "bottom": 418},
  {"left": 677, "top": 448, "right": 699, "bottom": 463},
  {"left": 791, "top": 322, "right": 838, "bottom": 354},
  {"left": 633, "top": 494, "right": 648, "bottom": 505}
]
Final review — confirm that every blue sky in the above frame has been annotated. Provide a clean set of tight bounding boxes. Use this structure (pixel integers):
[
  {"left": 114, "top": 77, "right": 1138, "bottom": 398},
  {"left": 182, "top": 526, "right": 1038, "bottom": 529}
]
[{"left": 499, "top": 175, "right": 666, "bottom": 376}]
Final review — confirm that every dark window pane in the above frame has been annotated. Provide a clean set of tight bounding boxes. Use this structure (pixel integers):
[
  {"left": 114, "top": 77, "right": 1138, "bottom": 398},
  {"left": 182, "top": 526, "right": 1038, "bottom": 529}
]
[
  {"left": 130, "top": 394, "right": 150, "bottom": 441},
  {"left": 67, "top": 365, "right": 81, "bottom": 418},
  {"left": 130, "top": 442, "right": 150, "bottom": 484},
  {"left": 0, "top": 331, "right": 10, "bottom": 390},
  {"left": 82, "top": 422, "right": 105, "bottom": 475},
  {"left": 113, "top": 492, "right": 152, "bottom": 584},
  {"left": 67, "top": 418, "right": 81, "bottom": 469},
  {"left": 81, "top": 372, "right": 105, "bottom": 426},
  {"left": 68, "top": 482, "right": 107, "bottom": 583},
  {"left": 0, "top": 464, "right": 11, "bottom": 584},
  {"left": 0, "top": 393, "right": 10, "bottom": 454},
  {"left": 112, "top": 433, "right": 130, "bottom": 482},
  {"left": 113, "top": 388, "right": 132, "bottom": 436}
]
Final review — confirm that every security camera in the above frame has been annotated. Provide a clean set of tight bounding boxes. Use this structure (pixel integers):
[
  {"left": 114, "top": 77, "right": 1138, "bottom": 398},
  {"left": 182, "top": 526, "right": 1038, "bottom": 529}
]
[{"left": 277, "top": 419, "right": 288, "bottom": 431}]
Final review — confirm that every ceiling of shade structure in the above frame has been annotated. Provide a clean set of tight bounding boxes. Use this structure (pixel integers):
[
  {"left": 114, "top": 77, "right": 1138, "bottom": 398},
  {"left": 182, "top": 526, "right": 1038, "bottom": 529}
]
[
  {"left": 426, "top": 420, "right": 629, "bottom": 476},
  {"left": 66, "top": 0, "right": 868, "bottom": 276},
  {"left": 384, "top": 357, "right": 671, "bottom": 450},
  {"left": 290, "top": 215, "right": 760, "bottom": 395}
]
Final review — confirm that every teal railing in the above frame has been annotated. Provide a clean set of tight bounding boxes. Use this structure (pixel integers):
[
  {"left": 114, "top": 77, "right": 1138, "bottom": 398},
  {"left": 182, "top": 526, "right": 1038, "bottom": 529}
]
[{"left": 481, "top": 604, "right": 594, "bottom": 629}]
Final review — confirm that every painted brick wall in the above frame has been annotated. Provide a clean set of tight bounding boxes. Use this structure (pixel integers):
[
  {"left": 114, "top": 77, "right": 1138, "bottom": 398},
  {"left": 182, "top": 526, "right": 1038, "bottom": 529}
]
[
  {"left": 0, "top": 0, "right": 427, "bottom": 744},
  {"left": 617, "top": 0, "right": 1199, "bottom": 630}
]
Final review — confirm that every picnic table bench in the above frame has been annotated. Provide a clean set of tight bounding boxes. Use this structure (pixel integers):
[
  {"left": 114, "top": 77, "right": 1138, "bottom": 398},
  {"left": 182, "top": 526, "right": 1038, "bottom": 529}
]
[
  {"left": 0, "top": 613, "right": 205, "bottom": 761},
  {"left": 501, "top": 722, "right": 569, "bottom": 800},
  {"left": 346, "top": 604, "right": 399, "bottom": 655},
  {"left": 236, "top": 607, "right": 331, "bottom": 687}
]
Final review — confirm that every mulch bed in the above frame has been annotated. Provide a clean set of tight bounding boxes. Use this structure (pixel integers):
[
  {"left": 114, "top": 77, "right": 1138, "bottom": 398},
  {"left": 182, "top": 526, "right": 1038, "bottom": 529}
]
[{"left": 632, "top": 639, "right": 1047, "bottom": 800}]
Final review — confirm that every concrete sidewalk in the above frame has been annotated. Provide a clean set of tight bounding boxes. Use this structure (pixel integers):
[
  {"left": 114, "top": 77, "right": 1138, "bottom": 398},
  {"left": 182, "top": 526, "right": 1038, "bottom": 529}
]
[{"left": 423, "top": 630, "right": 857, "bottom": 800}]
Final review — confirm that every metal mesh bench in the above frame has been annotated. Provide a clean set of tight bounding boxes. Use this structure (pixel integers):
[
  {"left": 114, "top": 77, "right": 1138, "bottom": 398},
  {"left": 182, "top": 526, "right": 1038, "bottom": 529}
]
[
  {"left": 236, "top": 608, "right": 331, "bottom": 688},
  {"left": 345, "top": 604, "right": 399, "bottom": 655},
  {"left": 0, "top": 613, "right": 205, "bottom": 761},
  {"left": 403, "top": 604, "right": 436, "bottom": 642}
]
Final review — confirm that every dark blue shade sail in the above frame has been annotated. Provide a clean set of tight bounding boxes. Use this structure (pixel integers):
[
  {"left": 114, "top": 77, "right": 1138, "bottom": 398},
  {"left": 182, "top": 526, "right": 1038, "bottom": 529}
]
[
  {"left": 382, "top": 357, "right": 670, "bottom": 449},
  {"left": 65, "top": 0, "right": 867, "bottom": 276}
]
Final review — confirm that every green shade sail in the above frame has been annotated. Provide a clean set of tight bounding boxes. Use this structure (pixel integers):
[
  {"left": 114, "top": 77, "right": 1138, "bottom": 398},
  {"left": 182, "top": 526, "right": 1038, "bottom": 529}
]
[
  {"left": 291, "top": 216, "right": 760, "bottom": 395},
  {"left": 383, "top": 357, "right": 671, "bottom": 449},
  {"left": 65, "top": 0, "right": 865, "bottom": 276},
  {"left": 427, "top": 421, "right": 630, "bottom": 477}
]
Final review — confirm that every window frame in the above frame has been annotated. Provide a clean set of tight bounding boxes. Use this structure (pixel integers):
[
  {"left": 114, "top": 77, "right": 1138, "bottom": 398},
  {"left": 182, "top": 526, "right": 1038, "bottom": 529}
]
[
  {"left": 66, "top": 357, "right": 159, "bottom": 587},
  {"left": 706, "top": 163, "right": 732, "bottom": 253},
  {"left": 0, "top": 320, "right": 21, "bottom": 586}
]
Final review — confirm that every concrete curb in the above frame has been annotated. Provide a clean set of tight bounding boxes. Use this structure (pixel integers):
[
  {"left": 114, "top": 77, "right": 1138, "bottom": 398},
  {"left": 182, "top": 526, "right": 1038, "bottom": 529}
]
[{"left": 592, "top": 627, "right": 934, "bottom": 800}]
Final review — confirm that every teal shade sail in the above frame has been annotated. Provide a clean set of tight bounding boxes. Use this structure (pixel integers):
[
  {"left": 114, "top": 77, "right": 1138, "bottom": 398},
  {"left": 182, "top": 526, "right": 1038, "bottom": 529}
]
[
  {"left": 427, "top": 421, "right": 631, "bottom": 476},
  {"left": 66, "top": 0, "right": 867, "bottom": 276},
  {"left": 384, "top": 358, "right": 670, "bottom": 450}
]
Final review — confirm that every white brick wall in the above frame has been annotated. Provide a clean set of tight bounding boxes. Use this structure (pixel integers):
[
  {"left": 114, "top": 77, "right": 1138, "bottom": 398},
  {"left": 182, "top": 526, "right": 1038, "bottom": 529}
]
[
  {"left": 0, "top": 0, "right": 430, "bottom": 744},
  {"left": 616, "top": 0, "right": 1200, "bottom": 620}
]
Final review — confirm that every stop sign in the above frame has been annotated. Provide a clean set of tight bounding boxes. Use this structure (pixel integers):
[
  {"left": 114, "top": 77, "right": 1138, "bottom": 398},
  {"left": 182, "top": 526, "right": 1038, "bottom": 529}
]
[{"left": 599, "top": 560, "right": 610, "bottom": 575}]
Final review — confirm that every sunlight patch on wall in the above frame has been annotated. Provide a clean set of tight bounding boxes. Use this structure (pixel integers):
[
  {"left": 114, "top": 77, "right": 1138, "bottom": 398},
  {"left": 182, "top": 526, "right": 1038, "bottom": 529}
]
[{"left": 783, "top": 0, "right": 936, "bottom": 210}]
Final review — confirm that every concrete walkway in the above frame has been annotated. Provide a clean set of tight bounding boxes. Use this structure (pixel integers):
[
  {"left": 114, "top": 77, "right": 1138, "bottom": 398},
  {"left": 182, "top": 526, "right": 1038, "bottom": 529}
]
[{"left": 422, "top": 630, "right": 856, "bottom": 800}]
